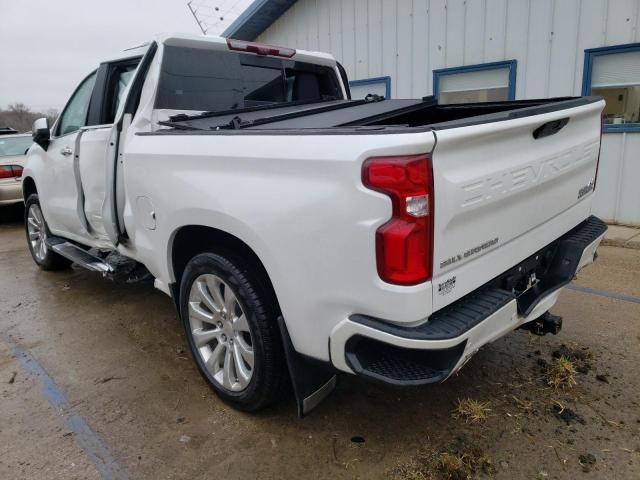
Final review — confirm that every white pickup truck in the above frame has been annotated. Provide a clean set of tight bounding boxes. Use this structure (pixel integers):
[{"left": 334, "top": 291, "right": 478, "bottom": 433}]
[{"left": 23, "top": 34, "right": 607, "bottom": 415}]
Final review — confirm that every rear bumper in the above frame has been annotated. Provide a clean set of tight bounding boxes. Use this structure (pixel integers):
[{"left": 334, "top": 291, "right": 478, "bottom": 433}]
[
  {"left": 0, "top": 181, "right": 23, "bottom": 205},
  {"left": 329, "top": 216, "right": 607, "bottom": 385}
]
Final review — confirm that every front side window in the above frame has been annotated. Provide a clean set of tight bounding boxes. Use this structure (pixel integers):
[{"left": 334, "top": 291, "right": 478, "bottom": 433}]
[
  {"left": 0, "top": 136, "right": 32, "bottom": 156},
  {"left": 56, "top": 72, "right": 97, "bottom": 136},
  {"left": 583, "top": 44, "right": 640, "bottom": 131},
  {"left": 156, "top": 45, "right": 343, "bottom": 112},
  {"left": 433, "top": 61, "right": 516, "bottom": 104}
]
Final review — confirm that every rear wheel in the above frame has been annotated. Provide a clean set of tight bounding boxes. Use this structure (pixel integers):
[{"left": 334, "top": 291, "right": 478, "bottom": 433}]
[
  {"left": 24, "top": 194, "right": 70, "bottom": 270},
  {"left": 179, "top": 252, "right": 286, "bottom": 411}
]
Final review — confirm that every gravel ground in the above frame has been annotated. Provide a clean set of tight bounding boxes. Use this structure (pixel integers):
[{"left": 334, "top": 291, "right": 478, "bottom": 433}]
[{"left": 1, "top": 204, "right": 639, "bottom": 479}]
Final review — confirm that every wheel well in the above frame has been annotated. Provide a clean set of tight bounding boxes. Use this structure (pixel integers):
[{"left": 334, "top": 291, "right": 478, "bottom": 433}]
[
  {"left": 22, "top": 177, "right": 37, "bottom": 199},
  {"left": 171, "top": 225, "right": 280, "bottom": 310}
]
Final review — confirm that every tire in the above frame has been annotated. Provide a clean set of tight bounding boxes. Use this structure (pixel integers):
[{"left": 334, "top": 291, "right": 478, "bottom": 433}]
[
  {"left": 24, "top": 194, "right": 71, "bottom": 270},
  {"left": 179, "top": 252, "right": 286, "bottom": 411}
]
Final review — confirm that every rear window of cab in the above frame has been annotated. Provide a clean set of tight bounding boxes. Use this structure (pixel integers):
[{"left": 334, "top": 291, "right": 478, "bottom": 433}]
[{"left": 156, "top": 46, "right": 343, "bottom": 113}]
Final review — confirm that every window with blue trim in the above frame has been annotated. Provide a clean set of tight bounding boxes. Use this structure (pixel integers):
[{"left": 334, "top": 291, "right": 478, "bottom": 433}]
[
  {"left": 583, "top": 43, "right": 640, "bottom": 133},
  {"left": 349, "top": 76, "right": 391, "bottom": 100},
  {"left": 433, "top": 60, "right": 516, "bottom": 104}
]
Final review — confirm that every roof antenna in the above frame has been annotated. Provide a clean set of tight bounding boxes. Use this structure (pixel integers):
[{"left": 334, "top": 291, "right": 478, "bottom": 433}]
[
  {"left": 187, "top": 1, "right": 209, "bottom": 35},
  {"left": 187, "top": 0, "right": 247, "bottom": 36}
]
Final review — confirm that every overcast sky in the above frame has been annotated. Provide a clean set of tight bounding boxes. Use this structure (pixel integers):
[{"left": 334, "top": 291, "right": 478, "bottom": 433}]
[{"left": 0, "top": 0, "right": 253, "bottom": 112}]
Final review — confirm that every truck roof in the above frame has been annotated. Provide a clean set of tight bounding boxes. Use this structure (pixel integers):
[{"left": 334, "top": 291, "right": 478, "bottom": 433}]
[{"left": 104, "top": 33, "right": 337, "bottom": 67}]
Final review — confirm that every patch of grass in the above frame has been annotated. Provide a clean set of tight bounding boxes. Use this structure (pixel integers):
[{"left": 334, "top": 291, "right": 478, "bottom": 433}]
[
  {"left": 552, "top": 344, "right": 593, "bottom": 374},
  {"left": 387, "top": 447, "right": 436, "bottom": 480},
  {"left": 546, "top": 356, "right": 577, "bottom": 389},
  {"left": 436, "top": 450, "right": 494, "bottom": 479},
  {"left": 388, "top": 447, "right": 494, "bottom": 480},
  {"left": 437, "top": 452, "right": 470, "bottom": 479},
  {"left": 452, "top": 398, "right": 492, "bottom": 424},
  {"left": 387, "top": 459, "right": 433, "bottom": 480}
]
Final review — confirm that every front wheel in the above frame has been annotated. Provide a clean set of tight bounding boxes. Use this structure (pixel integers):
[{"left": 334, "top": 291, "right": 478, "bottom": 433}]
[
  {"left": 24, "top": 194, "right": 70, "bottom": 270},
  {"left": 179, "top": 252, "right": 286, "bottom": 411}
]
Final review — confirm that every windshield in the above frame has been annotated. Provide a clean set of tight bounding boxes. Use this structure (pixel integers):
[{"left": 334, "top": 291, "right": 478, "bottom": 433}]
[
  {"left": 156, "top": 46, "right": 343, "bottom": 113},
  {"left": 0, "top": 136, "right": 32, "bottom": 157}
]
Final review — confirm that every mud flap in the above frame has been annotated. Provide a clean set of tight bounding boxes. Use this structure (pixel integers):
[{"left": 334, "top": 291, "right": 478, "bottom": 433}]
[{"left": 277, "top": 316, "right": 337, "bottom": 417}]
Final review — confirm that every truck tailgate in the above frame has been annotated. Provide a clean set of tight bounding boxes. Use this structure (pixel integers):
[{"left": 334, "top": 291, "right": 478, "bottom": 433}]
[{"left": 431, "top": 99, "right": 604, "bottom": 311}]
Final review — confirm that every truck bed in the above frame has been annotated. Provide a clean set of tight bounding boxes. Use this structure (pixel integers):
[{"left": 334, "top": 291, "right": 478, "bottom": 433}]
[
  {"left": 162, "top": 96, "right": 598, "bottom": 133},
  {"left": 153, "top": 93, "right": 605, "bottom": 323},
  {"left": 157, "top": 95, "right": 605, "bottom": 312}
]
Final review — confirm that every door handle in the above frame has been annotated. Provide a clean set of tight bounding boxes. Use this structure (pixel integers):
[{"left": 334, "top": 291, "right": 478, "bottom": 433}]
[{"left": 60, "top": 146, "right": 73, "bottom": 156}]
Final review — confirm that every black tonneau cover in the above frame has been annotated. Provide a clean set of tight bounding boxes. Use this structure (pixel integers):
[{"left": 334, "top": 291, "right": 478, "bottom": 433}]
[
  {"left": 157, "top": 96, "right": 597, "bottom": 134},
  {"left": 163, "top": 98, "right": 433, "bottom": 131},
  {"left": 245, "top": 99, "right": 430, "bottom": 129}
]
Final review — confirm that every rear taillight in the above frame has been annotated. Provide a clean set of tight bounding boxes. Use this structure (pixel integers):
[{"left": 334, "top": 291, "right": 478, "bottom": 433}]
[
  {"left": 362, "top": 154, "right": 433, "bottom": 285},
  {"left": 0, "top": 165, "right": 23, "bottom": 179},
  {"left": 226, "top": 38, "right": 296, "bottom": 58}
]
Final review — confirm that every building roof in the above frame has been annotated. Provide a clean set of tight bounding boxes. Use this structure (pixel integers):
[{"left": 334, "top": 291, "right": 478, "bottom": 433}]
[{"left": 222, "top": 0, "right": 296, "bottom": 40}]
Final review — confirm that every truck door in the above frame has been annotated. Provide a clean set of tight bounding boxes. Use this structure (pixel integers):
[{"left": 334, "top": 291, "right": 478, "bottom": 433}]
[
  {"left": 76, "top": 43, "right": 156, "bottom": 247},
  {"left": 75, "top": 58, "right": 140, "bottom": 244},
  {"left": 39, "top": 71, "right": 98, "bottom": 238}
]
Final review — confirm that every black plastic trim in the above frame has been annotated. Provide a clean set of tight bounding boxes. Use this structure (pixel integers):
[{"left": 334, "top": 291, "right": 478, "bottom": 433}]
[
  {"left": 165, "top": 97, "right": 348, "bottom": 124},
  {"left": 429, "top": 96, "right": 600, "bottom": 131},
  {"left": 137, "top": 125, "right": 432, "bottom": 136},
  {"left": 86, "top": 64, "right": 110, "bottom": 127},
  {"left": 345, "top": 336, "right": 466, "bottom": 386},
  {"left": 351, "top": 286, "right": 514, "bottom": 341},
  {"left": 533, "top": 117, "right": 569, "bottom": 139},
  {"left": 206, "top": 98, "right": 370, "bottom": 131},
  {"left": 514, "top": 215, "right": 607, "bottom": 316},
  {"left": 338, "top": 96, "right": 438, "bottom": 127}
]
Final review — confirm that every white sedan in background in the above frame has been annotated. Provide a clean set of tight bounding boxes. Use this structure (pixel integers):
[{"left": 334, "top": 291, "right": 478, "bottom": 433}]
[{"left": 0, "top": 133, "right": 32, "bottom": 206}]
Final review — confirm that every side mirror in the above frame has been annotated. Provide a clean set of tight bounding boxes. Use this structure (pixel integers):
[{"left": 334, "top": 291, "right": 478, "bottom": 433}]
[{"left": 32, "top": 118, "right": 50, "bottom": 151}]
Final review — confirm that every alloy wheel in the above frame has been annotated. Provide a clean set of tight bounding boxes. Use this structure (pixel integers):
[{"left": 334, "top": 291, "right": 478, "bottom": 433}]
[
  {"left": 27, "top": 203, "right": 47, "bottom": 262},
  {"left": 187, "top": 274, "right": 254, "bottom": 392}
]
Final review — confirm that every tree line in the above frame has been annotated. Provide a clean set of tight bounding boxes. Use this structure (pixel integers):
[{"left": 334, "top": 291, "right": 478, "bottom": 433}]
[{"left": 0, "top": 103, "right": 59, "bottom": 133}]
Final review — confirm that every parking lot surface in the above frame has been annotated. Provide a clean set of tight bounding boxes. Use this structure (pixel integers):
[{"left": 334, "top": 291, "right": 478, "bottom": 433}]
[{"left": 1, "top": 207, "right": 639, "bottom": 479}]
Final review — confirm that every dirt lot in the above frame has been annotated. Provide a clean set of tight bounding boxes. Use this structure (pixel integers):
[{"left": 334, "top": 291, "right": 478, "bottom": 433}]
[{"left": 1, "top": 204, "right": 639, "bottom": 479}]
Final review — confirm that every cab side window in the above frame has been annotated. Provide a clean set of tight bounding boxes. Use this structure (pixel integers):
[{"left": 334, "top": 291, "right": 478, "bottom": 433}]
[
  {"left": 55, "top": 72, "right": 97, "bottom": 136},
  {"left": 107, "top": 65, "right": 137, "bottom": 124}
]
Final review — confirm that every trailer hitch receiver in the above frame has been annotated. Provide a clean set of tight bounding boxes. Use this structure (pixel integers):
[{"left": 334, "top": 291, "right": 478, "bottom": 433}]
[{"left": 521, "top": 311, "right": 563, "bottom": 336}]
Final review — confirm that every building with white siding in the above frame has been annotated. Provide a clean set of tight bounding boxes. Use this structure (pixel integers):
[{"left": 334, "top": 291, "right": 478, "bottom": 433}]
[{"left": 224, "top": 0, "right": 640, "bottom": 225}]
